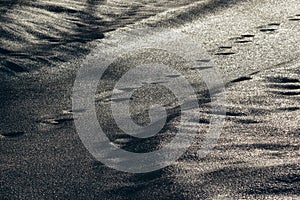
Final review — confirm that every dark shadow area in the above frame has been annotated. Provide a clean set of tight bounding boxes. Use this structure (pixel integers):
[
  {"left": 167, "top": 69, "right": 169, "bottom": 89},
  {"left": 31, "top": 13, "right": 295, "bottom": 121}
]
[
  {"left": 0, "top": 0, "right": 21, "bottom": 15},
  {"left": 0, "top": 0, "right": 107, "bottom": 74},
  {"left": 0, "top": 0, "right": 247, "bottom": 75},
  {"left": 199, "top": 164, "right": 300, "bottom": 197},
  {"left": 96, "top": 166, "right": 186, "bottom": 200}
]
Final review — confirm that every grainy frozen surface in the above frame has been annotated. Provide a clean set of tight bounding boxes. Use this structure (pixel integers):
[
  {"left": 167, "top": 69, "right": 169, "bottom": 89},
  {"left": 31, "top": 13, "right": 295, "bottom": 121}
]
[{"left": 0, "top": 0, "right": 299, "bottom": 199}]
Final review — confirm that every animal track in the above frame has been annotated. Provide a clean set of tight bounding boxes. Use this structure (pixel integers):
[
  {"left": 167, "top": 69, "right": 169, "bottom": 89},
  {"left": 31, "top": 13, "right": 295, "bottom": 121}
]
[
  {"left": 258, "top": 23, "right": 280, "bottom": 33},
  {"left": 219, "top": 46, "right": 232, "bottom": 49},
  {"left": 53, "top": 118, "right": 74, "bottom": 124},
  {"left": 118, "top": 86, "right": 139, "bottom": 92},
  {"left": 191, "top": 59, "right": 214, "bottom": 70},
  {"left": 142, "top": 81, "right": 168, "bottom": 85},
  {"left": 62, "top": 109, "right": 86, "bottom": 114},
  {"left": 230, "top": 76, "right": 252, "bottom": 83},
  {"left": 267, "top": 23, "right": 281, "bottom": 26},
  {"left": 259, "top": 28, "right": 277, "bottom": 32},
  {"left": 196, "top": 59, "right": 210, "bottom": 63},
  {"left": 215, "top": 52, "right": 235, "bottom": 56},
  {"left": 165, "top": 74, "right": 181, "bottom": 78},
  {"left": 190, "top": 66, "right": 213, "bottom": 70},
  {"left": 230, "top": 34, "right": 255, "bottom": 44},
  {"left": 235, "top": 40, "right": 252, "bottom": 44},
  {"left": 38, "top": 110, "right": 76, "bottom": 126},
  {"left": 241, "top": 34, "right": 255, "bottom": 38},
  {"left": 214, "top": 45, "right": 235, "bottom": 56},
  {"left": 289, "top": 18, "right": 300, "bottom": 21},
  {"left": 288, "top": 14, "right": 300, "bottom": 21},
  {"left": 39, "top": 117, "right": 74, "bottom": 125},
  {"left": 97, "top": 96, "right": 133, "bottom": 104},
  {"left": 211, "top": 15, "right": 295, "bottom": 61}
]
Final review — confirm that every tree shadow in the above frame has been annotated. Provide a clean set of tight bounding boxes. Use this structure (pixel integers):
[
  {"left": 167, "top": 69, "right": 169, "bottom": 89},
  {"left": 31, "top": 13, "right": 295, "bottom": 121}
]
[
  {"left": 0, "top": 0, "right": 106, "bottom": 74},
  {"left": 0, "top": 0, "right": 247, "bottom": 75}
]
